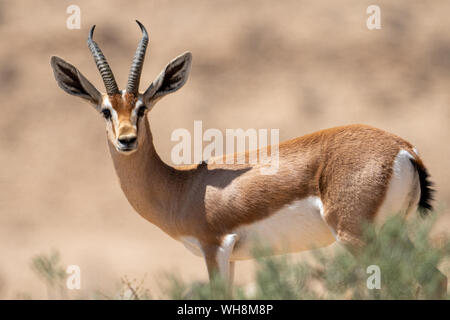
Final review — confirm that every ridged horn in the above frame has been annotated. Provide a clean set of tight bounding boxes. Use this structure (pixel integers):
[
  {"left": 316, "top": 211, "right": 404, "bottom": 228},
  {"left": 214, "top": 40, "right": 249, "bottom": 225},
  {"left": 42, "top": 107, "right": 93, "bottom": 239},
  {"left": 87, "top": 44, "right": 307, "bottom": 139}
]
[
  {"left": 87, "top": 25, "right": 119, "bottom": 96},
  {"left": 126, "top": 20, "right": 149, "bottom": 94}
]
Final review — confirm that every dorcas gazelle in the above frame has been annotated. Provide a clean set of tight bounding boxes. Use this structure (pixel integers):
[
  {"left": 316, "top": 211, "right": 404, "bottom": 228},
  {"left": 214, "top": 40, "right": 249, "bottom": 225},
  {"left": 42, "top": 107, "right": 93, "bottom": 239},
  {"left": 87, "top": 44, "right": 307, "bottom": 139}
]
[{"left": 50, "top": 21, "right": 445, "bottom": 292}]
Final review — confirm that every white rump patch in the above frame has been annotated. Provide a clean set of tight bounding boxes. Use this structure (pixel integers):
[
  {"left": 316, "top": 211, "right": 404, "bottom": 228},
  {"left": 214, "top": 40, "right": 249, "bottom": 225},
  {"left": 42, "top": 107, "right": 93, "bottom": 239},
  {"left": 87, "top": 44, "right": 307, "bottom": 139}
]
[
  {"left": 375, "top": 149, "right": 420, "bottom": 224},
  {"left": 231, "top": 196, "right": 336, "bottom": 260}
]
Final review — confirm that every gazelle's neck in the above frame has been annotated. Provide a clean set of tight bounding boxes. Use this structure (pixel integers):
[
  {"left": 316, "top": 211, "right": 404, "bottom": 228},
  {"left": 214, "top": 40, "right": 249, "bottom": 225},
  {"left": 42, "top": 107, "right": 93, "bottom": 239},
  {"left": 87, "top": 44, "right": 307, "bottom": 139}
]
[{"left": 108, "top": 117, "right": 184, "bottom": 235}]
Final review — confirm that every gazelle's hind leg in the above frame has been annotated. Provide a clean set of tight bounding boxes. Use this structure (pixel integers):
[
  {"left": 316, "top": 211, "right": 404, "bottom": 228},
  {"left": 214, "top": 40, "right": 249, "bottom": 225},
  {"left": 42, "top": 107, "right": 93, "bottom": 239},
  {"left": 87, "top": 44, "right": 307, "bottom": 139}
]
[
  {"left": 321, "top": 150, "right": 447, "bottom": 297},
  {"left": 322, "top": 149, "right": 421, "bottom": 249}
]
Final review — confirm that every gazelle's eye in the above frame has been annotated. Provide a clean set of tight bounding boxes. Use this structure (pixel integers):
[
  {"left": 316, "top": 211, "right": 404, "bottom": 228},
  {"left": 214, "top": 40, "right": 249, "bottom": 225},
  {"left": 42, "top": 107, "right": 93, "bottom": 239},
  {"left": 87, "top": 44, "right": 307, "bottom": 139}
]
[
  {"left": 101, "top": 109, "right": 111, "bottom": 120},
  {"left": 137, "top": 105, "right": 147, "bottom": 117}
]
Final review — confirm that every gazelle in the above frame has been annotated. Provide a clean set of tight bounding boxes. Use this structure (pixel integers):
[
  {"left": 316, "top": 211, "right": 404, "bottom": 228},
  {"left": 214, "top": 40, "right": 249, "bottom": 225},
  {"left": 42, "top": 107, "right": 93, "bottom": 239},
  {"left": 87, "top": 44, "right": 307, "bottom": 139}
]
[{"left": 51, "top": 21, "right": 444, "bottom": 291}]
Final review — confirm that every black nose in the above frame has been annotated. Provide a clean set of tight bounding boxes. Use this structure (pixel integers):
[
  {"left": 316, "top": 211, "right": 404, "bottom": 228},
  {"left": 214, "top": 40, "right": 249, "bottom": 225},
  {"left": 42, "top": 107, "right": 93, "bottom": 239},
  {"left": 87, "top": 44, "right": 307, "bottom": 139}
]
[{"left": 118, "top": 136, "right": 137, "bottom": 146}]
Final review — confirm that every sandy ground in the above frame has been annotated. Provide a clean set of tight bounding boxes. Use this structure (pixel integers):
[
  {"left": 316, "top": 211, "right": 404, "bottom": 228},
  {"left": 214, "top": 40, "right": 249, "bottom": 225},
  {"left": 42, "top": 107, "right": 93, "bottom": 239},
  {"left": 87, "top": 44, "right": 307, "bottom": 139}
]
[{"left": 1, "top": 0, "right": 450, "bottom": 298}]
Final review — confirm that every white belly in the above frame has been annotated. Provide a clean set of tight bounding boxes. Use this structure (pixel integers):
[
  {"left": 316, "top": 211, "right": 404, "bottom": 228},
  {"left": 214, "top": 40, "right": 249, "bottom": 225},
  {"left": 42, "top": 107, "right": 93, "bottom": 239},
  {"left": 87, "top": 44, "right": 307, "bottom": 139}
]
[
  {"left": 231, "top": 196, "right": 336, "bottom": 260},
  {"left": 179, "top": 196, "right": 336, "bottom": 261}
]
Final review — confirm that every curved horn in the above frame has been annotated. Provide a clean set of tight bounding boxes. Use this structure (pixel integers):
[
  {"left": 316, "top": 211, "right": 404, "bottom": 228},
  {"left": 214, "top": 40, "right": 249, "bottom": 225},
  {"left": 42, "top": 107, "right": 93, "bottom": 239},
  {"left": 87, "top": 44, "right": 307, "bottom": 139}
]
[
  {"left": 87, "top": 25, "right": 119, "bottom": 96},
  {"left": 126, "top": 20, "right": 149, "bottom": 94}
]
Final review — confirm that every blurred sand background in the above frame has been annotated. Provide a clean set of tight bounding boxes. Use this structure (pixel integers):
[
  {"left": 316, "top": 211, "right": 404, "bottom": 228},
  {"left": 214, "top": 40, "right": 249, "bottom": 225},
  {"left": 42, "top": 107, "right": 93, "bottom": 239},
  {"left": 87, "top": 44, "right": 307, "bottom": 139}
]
[{"left": 1, "top": 0, "right": 450, "bottom": 299}]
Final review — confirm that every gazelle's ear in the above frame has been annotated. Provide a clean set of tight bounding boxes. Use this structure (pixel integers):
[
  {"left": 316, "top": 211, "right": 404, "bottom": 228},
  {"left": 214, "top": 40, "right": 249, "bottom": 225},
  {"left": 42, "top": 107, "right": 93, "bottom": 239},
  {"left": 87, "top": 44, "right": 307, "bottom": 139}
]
[
  {"left": 143, "top": 52, "right": 192, "bottom": 104},
  {"left": 50, "top": 56, "right": 102, "bottom": 108}
]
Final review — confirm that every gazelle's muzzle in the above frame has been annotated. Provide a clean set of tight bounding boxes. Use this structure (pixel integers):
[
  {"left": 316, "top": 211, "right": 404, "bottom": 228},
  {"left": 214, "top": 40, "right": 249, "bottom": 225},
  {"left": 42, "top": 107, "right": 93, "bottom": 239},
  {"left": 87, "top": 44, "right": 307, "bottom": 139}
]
[{"left": 116, "top": 122, "right": 138, "bottom": 152}]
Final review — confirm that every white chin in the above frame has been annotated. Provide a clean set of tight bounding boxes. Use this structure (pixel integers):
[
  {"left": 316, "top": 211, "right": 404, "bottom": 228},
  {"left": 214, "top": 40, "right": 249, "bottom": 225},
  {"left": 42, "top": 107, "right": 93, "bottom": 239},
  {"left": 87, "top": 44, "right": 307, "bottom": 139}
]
[{"left": 116, "top": 147, "right": 137, "bottom": 155}]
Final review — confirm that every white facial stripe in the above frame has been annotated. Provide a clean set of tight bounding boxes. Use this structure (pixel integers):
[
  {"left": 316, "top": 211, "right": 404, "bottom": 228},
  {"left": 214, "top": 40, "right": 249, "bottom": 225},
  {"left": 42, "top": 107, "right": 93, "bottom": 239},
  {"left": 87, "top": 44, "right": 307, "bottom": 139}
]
[
  {"left": 129, "top": 97, "right": 147, "bottom": 124},
  {"left": 105, "top": 97, "right": 119, "bottom": 124},
  {"left": 102, "top": 95, "right": 120, "bottom": 139},
  {"left": 135, "top": 97, "right": 144, "bottom": 109},
  {"left": 102, "top": 95, "right": 112, "bottom": 108},
  {"left": 111, "top": 108, "right": 119, "bottom": 125}
]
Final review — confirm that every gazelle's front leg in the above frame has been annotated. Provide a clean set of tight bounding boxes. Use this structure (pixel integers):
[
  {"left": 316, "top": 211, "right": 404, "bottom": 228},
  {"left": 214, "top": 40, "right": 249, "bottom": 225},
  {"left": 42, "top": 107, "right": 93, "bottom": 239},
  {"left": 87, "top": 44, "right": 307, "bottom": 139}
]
[{"left": 203, "top": 234, "right": 238, "bottom": 288}]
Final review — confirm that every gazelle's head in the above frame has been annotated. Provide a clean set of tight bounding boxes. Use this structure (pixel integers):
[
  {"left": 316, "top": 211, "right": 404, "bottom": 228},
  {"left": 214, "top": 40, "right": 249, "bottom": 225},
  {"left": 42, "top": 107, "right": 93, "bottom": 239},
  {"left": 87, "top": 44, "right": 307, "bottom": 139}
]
[{"left": 51, "top": 21, "right": 192, "bottom": 155}]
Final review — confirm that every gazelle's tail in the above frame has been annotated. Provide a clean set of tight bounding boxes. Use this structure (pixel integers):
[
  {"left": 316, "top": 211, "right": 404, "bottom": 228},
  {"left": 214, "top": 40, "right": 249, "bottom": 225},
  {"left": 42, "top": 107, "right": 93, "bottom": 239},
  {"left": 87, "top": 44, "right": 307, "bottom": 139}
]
[{"left": 409, "top": 157, "right": 434, "bottom": 216}]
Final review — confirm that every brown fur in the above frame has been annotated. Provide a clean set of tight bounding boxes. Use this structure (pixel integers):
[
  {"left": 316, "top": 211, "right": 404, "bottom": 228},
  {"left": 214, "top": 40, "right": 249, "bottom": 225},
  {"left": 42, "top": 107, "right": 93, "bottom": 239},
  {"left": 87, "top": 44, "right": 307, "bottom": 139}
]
[
  {"left": 109, "top": 116, "right": 418, "bottom": 251},
  {"left": 108, "top": 93, "right": 136, "bottom": 116}
]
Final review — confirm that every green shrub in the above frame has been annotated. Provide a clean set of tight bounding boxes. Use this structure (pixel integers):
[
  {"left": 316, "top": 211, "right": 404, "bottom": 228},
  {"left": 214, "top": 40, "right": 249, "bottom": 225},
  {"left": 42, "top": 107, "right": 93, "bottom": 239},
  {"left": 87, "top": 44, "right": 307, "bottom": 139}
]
[
  {"left": 31, "top": 250, "right": 67, "bottom": 299},
  {"left": 164, "top": 215, "right": 449, "bottom": 300},
  {"left": 28, "top": 215, "right": 449, "bottom": 300}
]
